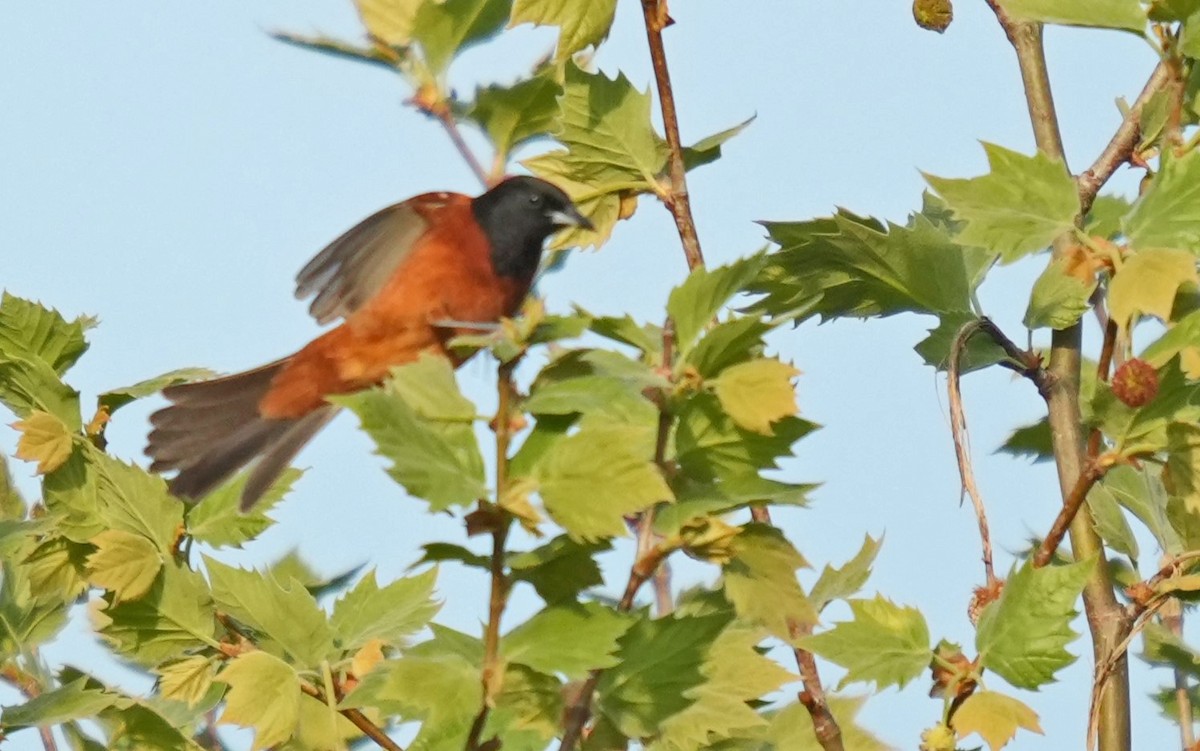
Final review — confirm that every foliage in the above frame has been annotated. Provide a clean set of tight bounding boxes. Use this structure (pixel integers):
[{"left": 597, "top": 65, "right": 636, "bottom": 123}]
[{"left": 4, "top": 1, "right": 1200, "bottom": 751}]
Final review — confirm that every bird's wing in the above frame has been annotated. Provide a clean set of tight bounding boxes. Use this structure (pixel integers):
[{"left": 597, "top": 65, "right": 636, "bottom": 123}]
[{"left": 295, "top": 195, "right": 459, "bottom": 325}]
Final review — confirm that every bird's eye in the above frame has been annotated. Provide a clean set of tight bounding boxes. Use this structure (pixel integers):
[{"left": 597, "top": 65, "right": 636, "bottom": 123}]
[{"left": 529, "top": 194, "right": 542, "bottom": 205}]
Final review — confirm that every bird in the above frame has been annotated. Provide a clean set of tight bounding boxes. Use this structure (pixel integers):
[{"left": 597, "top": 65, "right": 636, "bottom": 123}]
[{"left": 146, "top": 175, "right": 591, "bottom": 510}]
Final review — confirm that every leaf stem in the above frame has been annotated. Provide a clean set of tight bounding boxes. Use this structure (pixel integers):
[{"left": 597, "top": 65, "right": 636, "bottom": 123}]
[
  {"left": 1032, "top": 459, "right": 1108, "bottom": 568},
  {"left": 639, "top": 0, "right": 705, "bottom": 270},
  {"left": 984, "top": 8, "right": 1135, "bottom": 749},
  {"left": 300, "top": 682, "right": 404, "bottom": 751}
]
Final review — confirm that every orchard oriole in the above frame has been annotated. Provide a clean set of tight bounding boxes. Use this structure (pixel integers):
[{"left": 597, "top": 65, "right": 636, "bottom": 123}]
[{"left": 146, "top": 176, "right": 590, "bottom": 509}]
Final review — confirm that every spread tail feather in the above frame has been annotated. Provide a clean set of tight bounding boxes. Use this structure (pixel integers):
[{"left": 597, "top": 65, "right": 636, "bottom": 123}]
[{"left": 146, "top": 359, "right": 336, "bottom": 509}]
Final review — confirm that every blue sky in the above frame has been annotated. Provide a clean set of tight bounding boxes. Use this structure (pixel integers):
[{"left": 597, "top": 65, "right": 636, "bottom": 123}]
[{"left": 0, "top": 1, "right": 1178, "bottom": 749}]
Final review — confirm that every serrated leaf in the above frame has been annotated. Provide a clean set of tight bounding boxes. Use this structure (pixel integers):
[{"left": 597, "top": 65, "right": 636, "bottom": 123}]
[
  {"left": 94, "top": 562, "right": 217, "bottom": 666},
  {"left": 1144, "top": 309, "right": 1200, "bottom": 378},
  {"left": 668, "top": 254, "right": 767, "bottom": 356},
  {"left": 652, "top": 626, "right": 794, "bottom": 750},
  {"left": 1127, "top": 147, "right": 1200, "bottom": 254},
  {"left": 0, "top": 293, "right": 92, "bottom": 375},
  {"left": 801, "top": 595, "right": 931, "bottom": 690},
  {"left": 218, "top": 651, "right": 301, "bottom": 750},
  {"left": 468, "top": 73, "right": 560, "bottom": 155},
  {"left": 535, "top": 423, "right": 671, "bottom": 541},
  {"left": 503, "top": 602, "right": 632, "bottom": 678},
  {"left": 12, "top": 409, "right": 73, "bottom": 474},
  {"left": 331, "top": 568, "right": 441, "bottom": 651},
  {"left": 756, "top": 211, "right": 995, "bottom": 321},
  {"left": 1102, "top": 464, "right": 1180, "bottom": 555},
  {"left": 0, "top": 456, "right": 24, "bottom": 520},
  {"left": 952, "top": 690, "right": 1044, "bottom": 750},
  {"left": 0, "top": 561, "right": 69, "bottom": 655},
  {"left": 656, "top": 474, "right": 814, "bottom": 534},
  {"left": 712, "top": 358, "right": 800, "bottom": 435},
  {"left": 997, "top": 418, "right": 1053, "bottom": 462},
  {"left": 0, "top": 356, "right": 81, "bottom": 427},
  {"left": 89, "top": 449, "right": 183, "bottom": 555},
  {"left": 676, "top": 392, "right": 816, "bottom": 482},
  {"left": 0, "top": 677, "right": 120, "bottom": 729},
  {"left": 413, "top": 0, "right": 513, "bottom": 75},
  {"left": 552, "top": 64, "right": 669, "bottom": 188},
  {"left": 998, "top": 0, "right": 1145, "bottom": 32},
  {"left": 206, "top": 557, "right": 335, "bottom": 667},
  {"left": 336, "top": 360, "right": 486, "bottom": 511},
  {"left": 342, "top": 652, "right": 480, "bottom": 731},
  {"left": 97, "top": 367, "right": 216, "bottom": 415},
  {"left": 354, "top": 0, "right": 422, "bottom": 46},
  {"left": 1168, "top": 421, "right": 1200, "bottom": 517},
  {"left": 595, "top": 613, "right": 729, "bottom": 739},
  {"left": 722, "top": 525, "right": 815, "bottom": 640},
  {"left": 687, "top": 316, "right": 772, "bottom": 378},
  {"left": 763, "top": 696, "right": 889, "bottom": 751},
  {"left": 810, "top": 534, "right": 883, "bottom": 613},
  {"left": 272, "top": 31, "right": 400, "bottom": 71},
  {"left": 86, "top": 529, "right": 163, "bottom": 602},
  {"left": 1109, "top": 248, "right": 1199, "bottom": 330},
  {"left": 510, "top": 0, "right": 617, "bottom": 59},
  {"left": 925, "top": 143, "right": 1080, "bottom": 262},
  {"left": 23, "top": 536, "right": 89, "bottom": 604},
  {"left": 185, "top": 468, "right": 300, "bottom": 548},
  {"left": 507, "top": 535, "right": 610, "bottom": 603},
  {"left": 1024, "top": 257, "right": 1097, "bottom": 330},
  {"left": 915, "top": 311, "right": 1014, "bottom": 373},
  {"left": 1085, "top": 194, "right": 1133, "bottom": 240},
  {"left": 976, "top": 558, "right": 1093, "bottom": 688},
  {"left": 1086, "top": 476, "right": 1140, "bottom": 560},
  {"left": 156, "top": 656, "right": 218, "bottom": 708},
  {"left": 486, "top": 663, "right": 563, "bottom": 746}
]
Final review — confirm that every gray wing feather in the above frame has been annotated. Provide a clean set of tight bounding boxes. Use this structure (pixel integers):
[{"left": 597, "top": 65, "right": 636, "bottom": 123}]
[{"left": 295, "top": 203, "right": 430, "bottom": 325}]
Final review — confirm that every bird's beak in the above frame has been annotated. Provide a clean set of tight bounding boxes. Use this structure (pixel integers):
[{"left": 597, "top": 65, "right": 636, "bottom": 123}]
[{"left": 549, "top": 205, "right": 594, "bottom": 231}]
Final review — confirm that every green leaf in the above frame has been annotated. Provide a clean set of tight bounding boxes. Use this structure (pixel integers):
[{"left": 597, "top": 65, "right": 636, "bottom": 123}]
[
  {"left": 206, "top": 557, "right": 335, "bottom": 667},
  {"left": 668, "top": 254, "right": 767, "bottom": 356},
  {"left": 976, "top": 558, "right": 1093, "bottom": 688},
  {"left": 595, "top": 613, "right": 729, "bottom": 739},
  {"left": 24, "top": 536, "right": 89, "bottom": 604},
  {"left": 1024, "top": 257, "right": 1097, "bottom": 330},
  {"left": 0, "top": 558, "right": 70, "bottom": 655},
  {"left": 801, "top": 595, "right": 931, "bottom": 690},
  {"left": 1143, "top": 308, "right": 1200, "bottom": 377},
  {"left": 1149, "top": 0, "right": 1200, "bottom": 22},
  {"left": 915, "top": 312, "right": 1014, "bottom": 373},
  {"left": 681, "top": 117, "right": 755, "bottom": 172},
  {"left": 1102, "top": 465, "right": 1180, "bottom": 555},
  {"left": 0, "top": 293, "right": 92, "bottom": 375},
  {"left": 97, "top": 367, "right": 216, "bottom": 415},
  {"left": 503, "top": 602, "right": 633, "bottom": 678},
  {"left": 585, "top": 311, "right": 663, "bottom": 355},
  {"left": 763, "top": 696, "right": 889, "bottom": 751},
  {"left": 1168, "top": 421, "right": 1200, "bottom": 518},
  {"left": 0, "top": 677, "right": 121, "bottom": 730},
  {"left": 756, "top": 211, "right": 995, "bottom": 321},
  {"left": 711, "top": 358, "right": 800, "bottom": 435},
  {"left": 156, "top": 656, "right": 219, "bottom": 708},
  {"left": 218, "top": 651, "right": 301, "bottom": 751},
  {"left": 676, "top": 392, "right": 816, "bottom": 482},
  {"left": 1126, "top": 149, "right": 1200, "bottom": 252},
  {"left": 722, "top": 524, "right": 816, "bottom": 638},
  {"left": 330, "top": 568, "right": 441, "bottom": 651},
  {"left": 11, "top": 409, "right": 74, "bottom": 474},
  {"left": 657, "top": 474, "right": 812, "bottom": 534},
  {"left": 42, "top": 448, "right": 102, "bottom": 542},
  {"left": 1085, "top": 194, "right": 1133, "bottom": 239},
  {"left": 952, "top": 690, "right": 1044, "bottom": 751},
  {"left": 535, "top": 423, "right": 672, "bottom": 541},
  {"left": 342, "top": 652, "right": 480, "bottom": 731},
  {"left": 89, "top": 449, "right": 183, "bottom": 555},
  {"left": 185, "top": 468, "right": 300, "bottom": 548},
  {"left": 552, "top": 64, "right": 669, "bottom": 188},
  {"left": 924, "top": 143, "right": 1080, "bottom": 262},
  {"left": 86, "top": 529, "right": 163, "bottom": 602},
  {"left": 0, "top": 456, "right": 25, "bottom": 520},
  {"left": 272, "top": 31, "right": 400, "bottom": 72},
  {"left": 0, "top": 356, "right": 81, "bottom": 427},
  {"left": 997, "top": 418, "right": 1053, "bottom": 462},
  {"left": 1086, "top": 477, "right": 1140, "bottom": 560},
  {"left": 412, "top": 0, "right": 512, "bottom": 75},
  {"left": 810, "top": 534, "right": 883, "bottom": 613},
  {"left": 1093, "top": 359, "right": 1200, "bottom": 456},
  {"left": 998, "top": 0, "right": 1145, "bottom": 32},
  {"left": 94, "top": 562, "right": 217, "bottom": 665},
  {"left": 652, "top": 626, "right": 794, "bottom": 750},
  {"left": 1109, "top": 248, "right": 1198, "bottom": 329},
  {"left": 353, "top": 0, "right": 423, "bottom": 46},
  {"left": 467, "top": 73, "right": 560, "bottom": 155},
  {"left": 336, "top": 359, "right": 486, "bottom": 511},
  {"left": 509, "top": 0, "right": 617, "bottom": 59},
  {"left": 486, "top": 664, "right": 563, "bottom": 747},
  {"left": 687, "top": 316, "right": 772, "bottom": 377},
  {"left": 507, "top": 535, "right": 610, "bottom": 603}
]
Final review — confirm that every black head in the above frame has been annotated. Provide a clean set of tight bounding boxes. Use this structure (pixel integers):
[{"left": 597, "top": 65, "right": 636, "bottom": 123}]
[{"left": 471, "top": 176, "right": 592, "bottom": 279}]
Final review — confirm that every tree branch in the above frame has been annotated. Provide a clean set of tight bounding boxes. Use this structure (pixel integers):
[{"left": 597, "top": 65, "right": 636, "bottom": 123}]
[
  {"left": 300, "top": 682, "right": 405, "bottom": 751},
  {"left": 984, "top": 9, "right": 1133, "bottom": 749},
  {"left": 639, "top": 0, "right": 705, "bottom": 271},
  {"left": 0, "top": 664, "right": 57, "bottom": 751},
  {"left": 1032, "top": 458, "right": 1107, "bottom": 568}
]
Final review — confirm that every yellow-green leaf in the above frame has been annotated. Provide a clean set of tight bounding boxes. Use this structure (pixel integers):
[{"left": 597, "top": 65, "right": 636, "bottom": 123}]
[
  {"left": 354, "top": 0, "right": 422, "bottom": 46},
  {"left": 12, "top": 410, "right": 73, "bottom": 474},
  {"left": 1109, "top": 248, "right": 1199, "bottom": 330},
  {"left": 1125, "top": 148, "right": 1200, "bottom": 252},
  {"left": 998, "top": 0, "right": 1145, "bottom": 32},
  {"left": 510, "top": 0, "right": 617, "bottom": 59},
  {"left": 952, "top": 690, "right": 1044, "bottom": 750},
  {"left": 86, "top": 529, "right": 163, "bottom": 602},
  {"left": 156, "top": 655, "right": 218, "bottom": 708},
  {"left": 712, "top": 358, "right": 800, "bottom": 435},
  {"left": 218, "top": 651, "right": 301, "bottom": 750}
]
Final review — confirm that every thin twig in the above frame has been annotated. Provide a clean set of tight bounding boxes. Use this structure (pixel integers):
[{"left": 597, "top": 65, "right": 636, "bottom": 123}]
[
  {"left": 1077, "top": 61, "right": 1172, "bottom": 213},
  {"left": 300, "top": 682, "right": 405, "bottom": 751},
  {"left": 639, "top": 0, "right": 705, "bottom": 271},
  {"left": 466, "top": 358, "right": 520, "bottom": 751},
  {"left": 1, "top": 663, "right": 58, "bottom": 751},
  {"left": 1032, "top": 459, "right": 1108, "bottom": 568},
  {"left": 1087, "top": 597, "right": 1164, "bottom": 751},
  {"left": 558, "top": 545, "right": 671, "bottom": 750},
  {"left": 984, "top": 8, "right": 1135, "bottom": 749},
  {"left": 642, "top": 317, "right": 678, "bottom": 616},
  {"left": 948, "top": 320, "right": 998, "bottom": 585},
  {"left": 434, "top": 107, "right": 490, "bottom": 188},
  {"left": 1164, "top": 602, "right": 1197, "bottom": 749}
]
